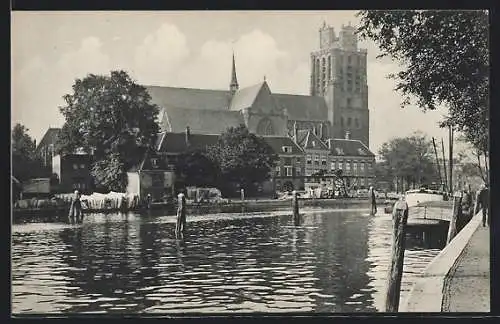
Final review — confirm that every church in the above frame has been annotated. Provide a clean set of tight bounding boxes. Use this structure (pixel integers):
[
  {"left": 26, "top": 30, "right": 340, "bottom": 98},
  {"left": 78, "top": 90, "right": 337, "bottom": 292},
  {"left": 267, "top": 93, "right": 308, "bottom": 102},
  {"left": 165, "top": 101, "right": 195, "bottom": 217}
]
[{"left": 147, "top": 22, "right": 371, "bottom": 148}]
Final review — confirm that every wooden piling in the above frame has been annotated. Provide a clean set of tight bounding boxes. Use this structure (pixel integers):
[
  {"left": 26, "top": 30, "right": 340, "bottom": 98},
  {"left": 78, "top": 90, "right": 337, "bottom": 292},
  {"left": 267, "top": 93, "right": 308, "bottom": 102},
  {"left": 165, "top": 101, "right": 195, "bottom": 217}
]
[
  {"left": 175, "top": 193, "right": 187, "bottom": 238},
  {"left": 369, "top": 187, "right": 377, "bottom": 215},
  {"left": 241, "top": 188, "right": 245, "bottom": 201},
  {"left": 384, "top": 200, "right": 409, "bottom": 312},
  {"left": 292, "top": 190, "right": 300, "bottom": 226},
  {"left": 446, "top": 191, "right": 463, "bottom": 245}
]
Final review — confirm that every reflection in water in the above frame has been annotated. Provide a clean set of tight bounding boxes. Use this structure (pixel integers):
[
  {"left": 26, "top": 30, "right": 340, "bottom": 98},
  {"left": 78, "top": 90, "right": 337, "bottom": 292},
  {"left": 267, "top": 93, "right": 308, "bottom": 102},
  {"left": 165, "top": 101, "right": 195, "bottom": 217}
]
[{"left": 12, "top": 209, "right": 443, "bottom": 314}]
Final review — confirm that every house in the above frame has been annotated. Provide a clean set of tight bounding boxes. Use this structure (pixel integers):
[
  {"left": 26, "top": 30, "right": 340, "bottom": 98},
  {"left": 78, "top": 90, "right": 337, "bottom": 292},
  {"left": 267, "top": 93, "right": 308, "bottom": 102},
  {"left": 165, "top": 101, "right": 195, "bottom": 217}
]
[
  {"left": 326, "top": 132, "right": 375, "bottom": 190},
  {"left": 52, "top": 152, "right": 93, "bottom": 194}
]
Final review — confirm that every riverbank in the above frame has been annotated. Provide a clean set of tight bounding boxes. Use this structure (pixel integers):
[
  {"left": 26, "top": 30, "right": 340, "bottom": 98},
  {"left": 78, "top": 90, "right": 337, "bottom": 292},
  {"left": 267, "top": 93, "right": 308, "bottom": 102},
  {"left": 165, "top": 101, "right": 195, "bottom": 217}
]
[{"left": 400, "top": 210, "right": 488, "bottom": 312}]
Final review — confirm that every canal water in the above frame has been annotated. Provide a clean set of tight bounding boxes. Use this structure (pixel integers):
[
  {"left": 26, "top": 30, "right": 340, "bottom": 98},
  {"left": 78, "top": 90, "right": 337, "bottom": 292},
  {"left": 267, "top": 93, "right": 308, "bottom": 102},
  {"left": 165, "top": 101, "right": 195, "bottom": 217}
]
[{"left": 12, "top": 208, "right": 446, "bottom": 314}]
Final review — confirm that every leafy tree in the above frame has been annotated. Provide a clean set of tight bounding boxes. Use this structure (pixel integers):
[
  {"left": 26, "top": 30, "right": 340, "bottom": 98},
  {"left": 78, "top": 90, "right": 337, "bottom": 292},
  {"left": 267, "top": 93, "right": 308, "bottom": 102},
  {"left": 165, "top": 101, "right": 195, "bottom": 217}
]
[
  {"left": 377, "top": 132, "right": 440, "bottom": 192},
  {"left": 356, "top": 10, "right": 489, "bottom": 156},
  {"left": 175, "top": 148, "right": 220, "bottom": 188},
  {"left": 58, "top": 70, "right": 160, "bottom": 192},
  {"left": 207, "top": 125, "right": 278, "bottom": 196},
  {"left": 11, "top": 123, "right": 45, "bottom": 181}
]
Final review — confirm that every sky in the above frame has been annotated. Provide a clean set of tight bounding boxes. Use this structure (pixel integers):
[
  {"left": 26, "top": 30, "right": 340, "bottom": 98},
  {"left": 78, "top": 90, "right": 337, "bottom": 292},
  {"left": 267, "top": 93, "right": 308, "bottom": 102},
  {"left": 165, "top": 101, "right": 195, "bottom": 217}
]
[{"left": 11, "top": 10, "right": 454, "bottom": 154}]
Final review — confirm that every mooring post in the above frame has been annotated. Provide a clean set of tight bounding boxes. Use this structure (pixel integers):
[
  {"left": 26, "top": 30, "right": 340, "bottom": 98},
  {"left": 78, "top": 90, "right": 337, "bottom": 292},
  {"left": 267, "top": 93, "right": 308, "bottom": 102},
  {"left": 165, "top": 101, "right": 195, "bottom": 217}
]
[
  {"left": 292, "top": 190, "right": 300, "bottom": 226},
  {"left": 384, "top": 199, "right": 409, "bottom": 312},
  {"left": 241, "top": 188, "right": 245, "bottom": 201},
  {"left": 446, "top": 191, "right": 463, "bottom": 245},
  {"left": 175, "top": 193, "right": 186, "bottom": 238},
  {"left": 369, "top": 186, "right": 377, "bottom": 215}
]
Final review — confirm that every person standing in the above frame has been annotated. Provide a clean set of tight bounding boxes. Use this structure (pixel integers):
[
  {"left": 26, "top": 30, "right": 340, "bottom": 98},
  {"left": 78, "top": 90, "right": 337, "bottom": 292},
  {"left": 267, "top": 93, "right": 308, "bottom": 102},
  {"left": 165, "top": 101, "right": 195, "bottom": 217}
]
[
  {"left": 475, "top": 184, "right": 489, "bottom": 227},
  {"left": 369, "top": 186, "right": 377, "bottom": 215}
]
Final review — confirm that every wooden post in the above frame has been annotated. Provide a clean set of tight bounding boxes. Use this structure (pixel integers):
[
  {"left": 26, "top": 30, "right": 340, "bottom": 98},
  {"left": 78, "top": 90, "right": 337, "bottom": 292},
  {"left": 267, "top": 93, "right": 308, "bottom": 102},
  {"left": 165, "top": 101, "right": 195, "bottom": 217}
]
[
  {"left": 447, "top": 191, "right": 463, "bottom": 245},
  {"left": 369, "top": 186, "right": 377, "bottom": 215},
  {"left": 241, "top": 188, "right": 245, "bottom": 201},
  {"left": 292, "top": 190, "right": 300, "bottom": 226},
  {"left": 175, "top": 193, "right": 186, "bottom": 238},
  {"left": 384, "top": 200, "right": 409, "bottom": 312}
]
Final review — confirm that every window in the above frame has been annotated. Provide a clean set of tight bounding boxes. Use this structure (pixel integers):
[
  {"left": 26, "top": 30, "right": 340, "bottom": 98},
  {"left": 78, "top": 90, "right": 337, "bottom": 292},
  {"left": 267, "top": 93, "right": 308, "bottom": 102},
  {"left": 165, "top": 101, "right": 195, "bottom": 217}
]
[
  {"left": 296, "top": 168, "right": 301, "bottom": 176},
  {"left": 331, "top": 161, "right": 336, "bottom": 170},
  {"left": 360, "top": 178, "right": 365, "bottom": 186},
  {"left": 151, "top": 158, "right": 159, "bottom": 168},
  {"left": 275, "top": 166, "right": 281, "bottom": 176},
  {"left": 80, "top": 164, "right": 85, "bottom": 169},
  {"left": 314, "top": 154, "right": 320, "bottom": 166},
  {"left": 338, "top": 161, "right": 343, "bottom": 170},
  {"left": 73, "top": 163, "right": 78, "bottom": 170},
  {"left": 347, "top": 98, "right": 352, "bottom": 108},
  {"left": 284, "top": 157, "right": 292, "bottom": 166},
  {"left": 347, "top": 117, "right": 352, "bottom": 126},
  {"left": 296, "top": 158, "right": 302, "bottom": 165},
  {"left": 360, "top": 162, "right": 365, "bottom": 172},
  {"left": 282, "top": 146, "right": 292, "bottom": 153},
  {"left": 346, "top": 161, "right": 351, "bottom": 172},
  {"left": 321, "top": 156, "right": 327, "bottom": 166},
  {"left": 306, "top": 154, "right": 312, "bottom": 165},
  {"left": 355, "top": 118, "right": 359, "bottom": 128},
  {"left": 353, "top": 162, "right": 358, "bottom": 174},
  {"left": 285, "top": 166, "right": 293, "bottom": 177}
]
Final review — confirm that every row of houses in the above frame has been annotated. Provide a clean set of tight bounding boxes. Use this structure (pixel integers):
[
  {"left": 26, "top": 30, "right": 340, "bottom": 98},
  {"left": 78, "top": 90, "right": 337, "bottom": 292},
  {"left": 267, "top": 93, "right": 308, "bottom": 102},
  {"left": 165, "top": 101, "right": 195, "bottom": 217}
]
[{"left": 35, "top": 126, "right": 375, "bottom": 200}]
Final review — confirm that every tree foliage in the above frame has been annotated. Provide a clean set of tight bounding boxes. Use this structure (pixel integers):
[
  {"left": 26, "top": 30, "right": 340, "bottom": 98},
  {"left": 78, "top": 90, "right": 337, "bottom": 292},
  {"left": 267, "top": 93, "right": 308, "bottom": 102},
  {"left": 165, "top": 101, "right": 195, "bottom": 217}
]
[
  {"left": 207, "top": 125, "right": 278, "bottom": 195},
  {"left": 11, "top": 123, "right": 45, "bottom": 181},
  {"left": 356, "top": 10, "right": 489, "bottom": 154},
  {"left": 377, "top": 132, "right": 440, "bottom": 190},
  {"left": 58, "top": 70, "right": 160, "bottom": 192},
  {"left": 175, "top": 149, "right": 220, "bottom": 188}
]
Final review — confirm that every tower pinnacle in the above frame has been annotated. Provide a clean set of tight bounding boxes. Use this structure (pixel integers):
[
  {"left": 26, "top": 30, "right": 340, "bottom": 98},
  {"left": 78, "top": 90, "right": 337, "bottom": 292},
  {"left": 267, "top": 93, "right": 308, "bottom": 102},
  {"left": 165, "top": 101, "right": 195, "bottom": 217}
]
[{"left": 229, "top": 52, "right": 239, "bottom": 96}]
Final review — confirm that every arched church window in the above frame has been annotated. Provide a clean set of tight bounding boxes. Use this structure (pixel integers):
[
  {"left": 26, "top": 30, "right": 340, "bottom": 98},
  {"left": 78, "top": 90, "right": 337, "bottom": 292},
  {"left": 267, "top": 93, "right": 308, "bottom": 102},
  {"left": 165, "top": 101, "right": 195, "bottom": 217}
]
[
  {"left": 347, "top": 117, "right": 352, "bottom": 126},
  {"left": 256, "top": 118, "right": 274, "bottom": 135}
]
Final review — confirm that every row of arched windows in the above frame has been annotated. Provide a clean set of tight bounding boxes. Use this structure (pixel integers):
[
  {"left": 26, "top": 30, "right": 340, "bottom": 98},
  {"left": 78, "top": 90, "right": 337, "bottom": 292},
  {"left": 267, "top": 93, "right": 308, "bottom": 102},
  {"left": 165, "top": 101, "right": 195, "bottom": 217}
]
[{"left": 340, "top": 116, "right": 361, "bottom": 129}]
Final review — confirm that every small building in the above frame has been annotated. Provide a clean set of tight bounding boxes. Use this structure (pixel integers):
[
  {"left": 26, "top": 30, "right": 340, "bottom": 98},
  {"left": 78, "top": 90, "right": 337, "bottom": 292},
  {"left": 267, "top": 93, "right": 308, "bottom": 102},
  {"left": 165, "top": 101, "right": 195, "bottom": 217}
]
[
  {"left": 52, "top": 153, "right": 93, "bottom": 193},
  {"left": 326, "top": 134, "right": 375, "bottom": 191},
  {"left": 126, "top": 151, "right": 175, "bottom": 201}
]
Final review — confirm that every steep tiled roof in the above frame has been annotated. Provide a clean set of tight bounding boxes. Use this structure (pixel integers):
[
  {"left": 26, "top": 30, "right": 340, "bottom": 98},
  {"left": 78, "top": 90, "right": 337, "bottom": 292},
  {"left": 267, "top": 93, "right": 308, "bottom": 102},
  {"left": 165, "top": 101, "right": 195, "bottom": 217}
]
[
  {"left": 272, "top": 93, "right": 328, "bottom": 121},
  {"left": 296, "top": 130, "right": 329, "bottom": 150},
  {"left": 326, "top": 139, "right": 374, "bottom": 157},
  {"left": 229, "top": 82, "right": 265, "bottom": 111},
  {"left": 157, "top": 133, "right": 219, "bottom": 154},
  {"left": 261, "top": 136, "right": 305, "bottom": 155},
  {"left": 145, "top": 86, "right": 230, "bottom": 111},
  {"left": 36, "top": 128, "right": 61, "bottom": 152},
  {"left": 161, "top": 106, "right": 245, "bottom": 134}
]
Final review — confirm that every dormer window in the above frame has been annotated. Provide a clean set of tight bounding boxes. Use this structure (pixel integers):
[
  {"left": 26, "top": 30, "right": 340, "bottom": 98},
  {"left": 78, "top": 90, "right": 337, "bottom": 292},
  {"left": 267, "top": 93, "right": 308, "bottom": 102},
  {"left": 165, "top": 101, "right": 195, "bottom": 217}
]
[
  {"left": 357, "top": 148, "right": 366, "bottom": 155},
  {"left": 335, "top": 147, "right": 345, "bottom": 155},
  {"left": 282, "top": 146, "right": 292, "bottom": 153},
  {"left": 312, "top": 140, "right": 316, "bottom": 147},
  {"left": 151, "top": 158, "right": 159, "bottom": 168}
]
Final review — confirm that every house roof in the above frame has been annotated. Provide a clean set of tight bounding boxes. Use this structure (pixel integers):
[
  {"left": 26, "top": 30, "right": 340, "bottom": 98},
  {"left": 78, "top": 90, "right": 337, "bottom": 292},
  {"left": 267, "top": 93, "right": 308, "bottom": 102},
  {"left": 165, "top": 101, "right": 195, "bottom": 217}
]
[
  {"left": 229, "top": 82, "right": 265, "bottom": 111},
  {"left": 326, "top": 139, "right": 374, "bottom": 157},
  {"left": 36, "top": 128, "right": 61, "bottom": 152},
  {"left": 261, "top": 136, "right": 305, "bottom": 155},
  {"left": 296, "top": 129, "right": 329, "bottom": 151},
  {"left": 129, "top": 151, "right": 170, "bottom": 172},
  {"left": 145, "top": 85, "right": 231, "bottom": 111},
  {"left": 157, "top": 132, "right": 219, "bottom": 154},
  {"left": 273, "top": 93, "right": 328, "bottom": 121},
  {"left": 161, "top": 106, "right": 244, "bottom": 134}
]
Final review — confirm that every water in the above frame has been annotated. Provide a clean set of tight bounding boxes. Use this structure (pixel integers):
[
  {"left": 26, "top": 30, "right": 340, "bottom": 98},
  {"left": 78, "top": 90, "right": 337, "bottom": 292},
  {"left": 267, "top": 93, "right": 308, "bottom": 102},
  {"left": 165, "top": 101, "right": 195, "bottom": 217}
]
[{"left": 11, "top": 208, "right": 445, "bottom": 314}]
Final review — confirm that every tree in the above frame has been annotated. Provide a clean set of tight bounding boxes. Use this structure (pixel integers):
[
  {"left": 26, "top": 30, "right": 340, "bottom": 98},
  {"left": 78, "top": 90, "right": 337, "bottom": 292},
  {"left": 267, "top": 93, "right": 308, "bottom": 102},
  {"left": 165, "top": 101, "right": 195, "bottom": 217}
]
[
  {"left": 356, "top": 10, "right": 489, "bottom": 156},
  {"left": 175, "top": 148, "right": 220, "bottom": 188},
  {"left": 58, "top": 70, "right": 160, "bottom": 192},
  {"left": 207, "top": 125, "right": 278, "bottom": 196},
  {"left": 11, "top": 123, "right": 44, "bottom": 181},
  {"left": 377, "top": 132, "right": 440, "bottom": 192}
]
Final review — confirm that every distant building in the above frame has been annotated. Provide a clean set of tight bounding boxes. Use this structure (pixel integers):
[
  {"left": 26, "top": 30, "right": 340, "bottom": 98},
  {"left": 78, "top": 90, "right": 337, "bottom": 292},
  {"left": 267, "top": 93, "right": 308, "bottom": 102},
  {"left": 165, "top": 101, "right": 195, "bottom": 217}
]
[{"left": 35, "top": 128, "right": 61, "bottom": 170}]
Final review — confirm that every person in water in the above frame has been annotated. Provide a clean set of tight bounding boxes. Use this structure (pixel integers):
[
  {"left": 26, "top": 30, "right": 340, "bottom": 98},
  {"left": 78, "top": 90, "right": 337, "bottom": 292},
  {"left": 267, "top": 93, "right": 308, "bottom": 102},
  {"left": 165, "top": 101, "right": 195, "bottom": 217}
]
[{"left": 69, "top": 190, "right": 83, "bottom": 224}]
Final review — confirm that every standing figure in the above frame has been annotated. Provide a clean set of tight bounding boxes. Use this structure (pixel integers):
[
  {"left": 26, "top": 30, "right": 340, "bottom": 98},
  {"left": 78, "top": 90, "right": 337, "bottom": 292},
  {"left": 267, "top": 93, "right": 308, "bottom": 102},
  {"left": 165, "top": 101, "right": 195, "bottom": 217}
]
[
  {"left": 68, "top": 190, "right": 83, "bottom": 224},
  {"left": 476, "top": 184, "right": 489, "bottom": 227}
]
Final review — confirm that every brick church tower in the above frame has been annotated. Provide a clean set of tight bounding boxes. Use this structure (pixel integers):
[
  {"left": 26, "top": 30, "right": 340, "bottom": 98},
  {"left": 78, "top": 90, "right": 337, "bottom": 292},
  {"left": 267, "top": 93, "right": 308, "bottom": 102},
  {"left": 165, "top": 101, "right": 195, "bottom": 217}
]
[{"left": 310, "top": 21, "right": 370, "bottom": 147}]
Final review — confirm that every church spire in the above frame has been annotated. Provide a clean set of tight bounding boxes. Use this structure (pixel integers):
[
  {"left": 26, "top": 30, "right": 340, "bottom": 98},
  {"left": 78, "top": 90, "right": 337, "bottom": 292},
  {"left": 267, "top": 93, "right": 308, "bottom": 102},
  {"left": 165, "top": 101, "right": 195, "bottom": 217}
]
[{"left": 229, "top": 51, "right": 239, "bottom": 96}]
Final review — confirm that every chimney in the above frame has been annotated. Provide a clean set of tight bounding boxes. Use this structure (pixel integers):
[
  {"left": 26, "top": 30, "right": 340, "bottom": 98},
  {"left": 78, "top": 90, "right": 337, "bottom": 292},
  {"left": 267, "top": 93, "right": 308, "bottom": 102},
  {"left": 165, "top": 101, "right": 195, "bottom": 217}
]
[
  {"left": 345, "top": 131, "right": 351, "bottom": 140},
  {"left": 319, "top": 123, "right": 324, "bottom": 139},
  {"left": 185, "top": 126, "right": 191, "bottom": 147}
]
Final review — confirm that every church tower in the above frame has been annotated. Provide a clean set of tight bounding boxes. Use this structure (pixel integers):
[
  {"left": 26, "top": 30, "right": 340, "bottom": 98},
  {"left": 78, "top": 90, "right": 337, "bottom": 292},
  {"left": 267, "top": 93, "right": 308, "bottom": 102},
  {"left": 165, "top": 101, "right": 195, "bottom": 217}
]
[{"left": 310, "top": 21, "right": 370, "bottom": 147}]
